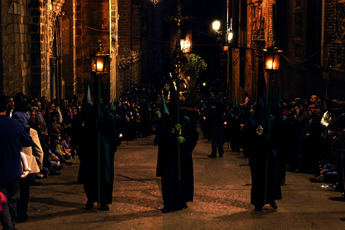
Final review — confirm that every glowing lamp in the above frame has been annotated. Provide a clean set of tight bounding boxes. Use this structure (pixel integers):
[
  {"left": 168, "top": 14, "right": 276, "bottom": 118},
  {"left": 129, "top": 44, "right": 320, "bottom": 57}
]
[
  {"left": 263, "top": 47, "right": 283, "bottom": 71},
  {"left": 96, "top": 57, "right": 104, "bottom": 72},
  {"left": 150, "top": 0, "right": 160, "bottom": 6},
  {"left": 91, "top": 40, "right": 110, "bottom": 74},
  {"left": 180, "top": 38, "right": 191, "bottom": 53},
  {"left": 226, "top": 31, "right": 233, "bottom": 43},
  {"left": 212, "top": 20, "right": 221, "bottom": 33}
]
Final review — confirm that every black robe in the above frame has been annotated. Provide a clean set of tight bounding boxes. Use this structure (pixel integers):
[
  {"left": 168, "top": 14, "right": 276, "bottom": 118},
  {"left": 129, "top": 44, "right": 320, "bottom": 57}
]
[
  {"left": 248, "top": 114, "right": 282, "bottom": 207},
  {"left": 77, "top": 106, "right": 118, "bottom": 204},
  {"left": 180, "top": 114, "right": 198, "bottom": 202},
  {"left": 156, "top": 112, "right": 198, "bottom": 210}
]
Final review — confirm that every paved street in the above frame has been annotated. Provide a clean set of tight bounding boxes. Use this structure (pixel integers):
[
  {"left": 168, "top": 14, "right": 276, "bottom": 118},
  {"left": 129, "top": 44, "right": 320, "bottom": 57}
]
[{"left": 17, "top": 135, "right": 345, "bottom": 230}]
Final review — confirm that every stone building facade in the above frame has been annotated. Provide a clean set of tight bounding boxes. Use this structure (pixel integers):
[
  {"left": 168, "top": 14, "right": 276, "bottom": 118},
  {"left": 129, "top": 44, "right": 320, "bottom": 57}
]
[
  {"left": 59, "top": 0, "right": 140, "bottom": 101},
  {"left": 0, "top": 0, "right": 66, "bottom": 99},
  {"left": 0, "top": 0, "right": 32, "bottom": 96},
  {"left": 324, "top": 0, "right": 345, "bottom": 99},
  {"left": 117, "top": 0, "right": 143, "bottom": 95},
  {"left": 0, "top": 0, "right": 146, "bottom": 101},
  {"left": 230, "top": 0, "right": 345, "bottom": 102}
]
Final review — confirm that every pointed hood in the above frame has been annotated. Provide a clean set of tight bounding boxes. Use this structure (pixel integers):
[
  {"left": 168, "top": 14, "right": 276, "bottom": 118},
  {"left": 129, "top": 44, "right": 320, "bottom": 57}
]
[
  {"left": 110, "top": 100, "right": 117, "bottom": 113},
  {"left": 161, "top": 94, "right": 169, "bottom": 115},
  {"left": 233, "top": 97, "right": 238, "bottom": 109},
  {"left": 83, "top": 83, "right": 92, "bottom": 106},
  {"left": 255, "top": 94, "right": 267, "bottom": 126},
  {"left": 81, "top": 83, "right": 93, "bottom": 117}
]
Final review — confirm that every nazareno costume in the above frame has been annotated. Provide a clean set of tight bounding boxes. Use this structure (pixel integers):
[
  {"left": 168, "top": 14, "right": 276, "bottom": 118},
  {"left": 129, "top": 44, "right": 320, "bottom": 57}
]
[
  {"left": 76, "top": 101, "right": 118, "bottom": 210},
  {"left": 248, "top": 95, "right": 282, "bottom": 211},
  {"left": 156, "top": 94, "right": 198, "bottom": 212}
]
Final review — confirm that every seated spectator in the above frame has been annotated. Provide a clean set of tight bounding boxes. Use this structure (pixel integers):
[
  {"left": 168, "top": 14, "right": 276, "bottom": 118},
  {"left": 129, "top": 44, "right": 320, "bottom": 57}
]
[
  {"left": 61, "top": 136, "right": 72, "bottom": 156},
  {"left": 45, "top": 138, "right": 62, "bottom": 176},
  {"left": 48, "top": 113, "right": 61, "bottom": 146},
  {"left": 56, "top": 138, "right": 72, "bottom": 160}
]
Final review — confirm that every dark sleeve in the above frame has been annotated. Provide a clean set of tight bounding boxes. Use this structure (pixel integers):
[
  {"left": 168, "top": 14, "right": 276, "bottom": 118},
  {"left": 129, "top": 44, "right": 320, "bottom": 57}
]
[
  {"left": 182, "top": 116, "right": 198, "bottom": 153},
  {"left": 20, "top": 127, "right": 34, "bottom": 147}
]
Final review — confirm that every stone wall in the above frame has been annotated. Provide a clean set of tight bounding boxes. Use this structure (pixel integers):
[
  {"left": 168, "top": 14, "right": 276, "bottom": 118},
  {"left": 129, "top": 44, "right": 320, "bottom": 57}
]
[
  {"left": 0, "top": 0, "right": 143, "bottom": 100},
  {"left": 38, "top": 0, "right": 47, "bottom": 98},
  {"left": 231, "top": 0, "right": 275, "bottom": 102},
  {"left": 1, "top": 0, "right": 32, "bottom": 96},
  {"left": 75, "top": 0, "right": 110, "bottom": 99},
  {"left": 0, "top": 0, "right": 66, "bottom": 98},
  {"left": 54, "top": 0, "right": 141, "bottom": 101},
  {"left": 324, "top": 0, "right": 345, "bottom": 99},
  {"left": 233, "top": 0, "right": 326, "bottom": 101},
  {"left": 325, "top": 0, "right": 345, "bottom": 70},
  {"left": 60, "top": 0, "right": 74, "bottom": 98},
  {"left": 117, "top": 0, "right": 142, "bottom": 96},
  {"left": 109, "top": 0, "right": 119, "bottom": 100}
]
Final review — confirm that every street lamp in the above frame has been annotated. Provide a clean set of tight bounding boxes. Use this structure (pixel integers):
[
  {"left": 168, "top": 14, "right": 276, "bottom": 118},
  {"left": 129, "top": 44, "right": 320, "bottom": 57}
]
[
  {"left": 226, "top": 29, "right": 233, "bottom": 44},
  {"left": 150, "top": 0, "right": 160, "bottom": 6},
  {"left": 261, "top": 45, "right": 282, "bottom": 204},
  {"left": 211, "top": 20, "right": 221, "bottom": 33},
  {"left": 211, "top": 18, "right": 233, "bottom": 100},
  {"left": 263, "top": 46, "right": 283, "bottom": 71},
  {"left": 262, "top": 45, "right": 283, "bottom": 114},
  {"left": 90, "top": 40, "right": 110, "bottom": 208},
  {"left": 91, "top": 41, "right": 110, "bottom": 74}
]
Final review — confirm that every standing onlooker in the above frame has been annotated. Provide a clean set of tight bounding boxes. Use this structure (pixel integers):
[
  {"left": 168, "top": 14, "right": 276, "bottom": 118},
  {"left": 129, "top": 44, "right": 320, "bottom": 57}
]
[
  {"left": 207, "top": 99, "right": 225, "bottom": 158},
  {"left": 293, "top": 104, "right": 309, "bottom": 171},
  {"left": 6, "top": 97, "right": 14, "bottom": 118},
  {"left": 0, "top": 95, "right": 33, "bottom": 230},
  {"left": 16, "top": 127, "right": 42, "bottom": 223}
]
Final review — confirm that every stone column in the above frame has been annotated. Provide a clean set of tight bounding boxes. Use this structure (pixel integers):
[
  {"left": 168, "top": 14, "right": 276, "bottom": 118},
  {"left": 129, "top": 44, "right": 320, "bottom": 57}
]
[{"left": 109, "top": 0, "right": 119, "bottom": 100}]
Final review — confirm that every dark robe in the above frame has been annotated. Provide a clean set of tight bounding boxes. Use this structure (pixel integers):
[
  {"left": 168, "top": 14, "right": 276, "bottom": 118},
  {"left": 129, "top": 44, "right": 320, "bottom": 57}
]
[
  {"left": 248, "top": 114, "right": 282, "bottom": 207},
  {"left": 156, "top": 114, "right": 182, "bottom": 210},
  {"left": 156, "top": 112, "right": 198, "bottom": 211},
  {"left": 230, "top": 109, "right": 241, "bottom": 152},
  {"left": 77, "top": 105, "right": 118, "bottom": 204},
  {"left": 180, "top": 113, "right": 198, "bottom": 202}
]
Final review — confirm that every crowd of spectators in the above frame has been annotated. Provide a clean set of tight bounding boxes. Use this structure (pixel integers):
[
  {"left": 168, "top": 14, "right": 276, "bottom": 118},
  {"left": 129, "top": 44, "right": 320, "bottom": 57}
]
[
  {"left": 0, "top": 92, "right": 78, "bottom": 227},
  {"left": 114, "top": 85, "right": 159, "bottom": 141},
  {"left": 201, "top": 93, "right": 345, "bottom": 186},
  {"left": 0, "top": 84, "right": 160, "bottom": 226},
  {"left": 7, "top": 93, "right": 77, "bottom": 180}
]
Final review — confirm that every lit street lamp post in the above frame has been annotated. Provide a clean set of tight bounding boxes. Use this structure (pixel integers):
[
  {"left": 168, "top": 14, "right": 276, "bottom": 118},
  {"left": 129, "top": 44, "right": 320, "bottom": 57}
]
[
  {"left": 212, "top": 20, "right": 221, "bottom": 33},
  {"left": 263, "top": 45, "right": 283, "bottom": 113},
  {"left": 211, "top": 18, "right": 233, "bottom": 99},
  {"left": 262, "top": 44, "right": 282, "bottom": 203},
  {"left": 90, "top": 40, "right": 110, "bottom": 208}
]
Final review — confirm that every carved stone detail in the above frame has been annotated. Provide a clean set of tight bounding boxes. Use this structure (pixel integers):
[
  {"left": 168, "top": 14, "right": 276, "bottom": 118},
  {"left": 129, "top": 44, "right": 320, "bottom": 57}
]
[
  {"left": 335, "top": 3, "right": 345, "bottom": 69},
  {"left": 250, "top": 1, "right": 265, "bottom": 49}
]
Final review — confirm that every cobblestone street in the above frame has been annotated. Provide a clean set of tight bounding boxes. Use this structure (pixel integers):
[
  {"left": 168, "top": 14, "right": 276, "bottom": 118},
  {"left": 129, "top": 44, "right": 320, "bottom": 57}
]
[{"left": 17, "top": 136, "right": 345, "bottom": 230}]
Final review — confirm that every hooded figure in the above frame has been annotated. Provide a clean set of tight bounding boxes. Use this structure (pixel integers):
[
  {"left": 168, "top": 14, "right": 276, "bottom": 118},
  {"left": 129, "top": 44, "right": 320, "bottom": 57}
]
[
  {"left": 76, "top": 86, "right": 118, "bottom": 211},
  {"left": 156, "top": 91, "right": 198, "bottom": 212},
  {"left": 248, "top": 92, "right": 282, "bottom": 211}
]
